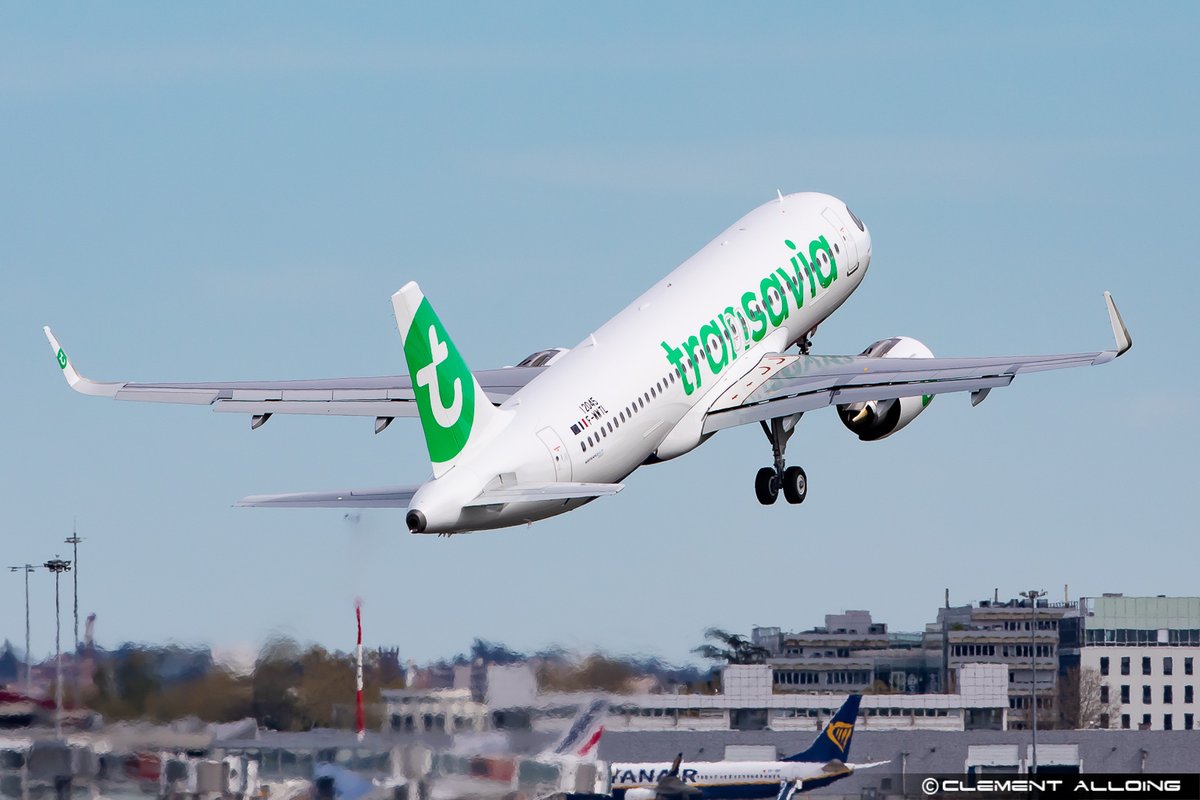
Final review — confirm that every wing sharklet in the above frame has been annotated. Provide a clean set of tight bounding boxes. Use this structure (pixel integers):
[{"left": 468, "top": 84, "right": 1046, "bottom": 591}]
[
  {"left": 1104, "top": 291, "right": 1132, "bottom": 356},
  {"left": 43, "top": 327, "right": 123, "bottom": 398}
]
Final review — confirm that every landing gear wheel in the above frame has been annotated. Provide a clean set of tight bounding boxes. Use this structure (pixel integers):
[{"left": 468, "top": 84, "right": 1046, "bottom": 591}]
[
  {"left": 782, "top": 466, "right": 808, "bottom": 504},
  {"left": 755, "top": 467, "right": 779, "bottom": 505}
]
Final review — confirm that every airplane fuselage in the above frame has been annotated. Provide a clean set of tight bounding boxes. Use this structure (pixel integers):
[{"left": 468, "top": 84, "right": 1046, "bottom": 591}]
[
  {"left": 408, "top": 193, "right": 872, "bottom": 532},
  {"left": 608, "top": 759, "right": 848, "bottom": 800}
]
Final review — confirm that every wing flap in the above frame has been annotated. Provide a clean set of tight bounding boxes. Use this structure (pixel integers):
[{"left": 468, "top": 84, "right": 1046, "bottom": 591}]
[
  {"left": 212, "top": 400, "right": 420, "bottom": 417},
  {"left": 236, "top": 486, "right": 420, "bottom": 508}
]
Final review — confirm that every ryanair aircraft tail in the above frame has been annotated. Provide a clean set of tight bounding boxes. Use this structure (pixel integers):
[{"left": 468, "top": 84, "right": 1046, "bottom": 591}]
[
  {"left": 782, "top": 694, "right": 861, "bottom": 763},
  {"left": 392, "top": 282, "right": 502, "bottom": 477}
]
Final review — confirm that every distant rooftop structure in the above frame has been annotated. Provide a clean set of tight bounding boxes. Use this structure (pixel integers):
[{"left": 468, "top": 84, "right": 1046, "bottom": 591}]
[{"left": 1082, "top": 595, "right": 1200, "bottom": 637}]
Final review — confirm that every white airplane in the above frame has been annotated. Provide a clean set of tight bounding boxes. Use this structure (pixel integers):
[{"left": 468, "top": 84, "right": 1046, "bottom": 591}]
[
  {"left": 608, "top": 694, "right": 884, "bottom": 800},
  {"left": 45, "top": 192, "right": 1132, "bottom": 534}
]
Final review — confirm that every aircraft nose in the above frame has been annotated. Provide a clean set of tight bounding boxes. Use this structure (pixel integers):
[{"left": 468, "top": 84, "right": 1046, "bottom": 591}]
[{"left": 844, "top": 204, "right": 871, "bottom": 271}]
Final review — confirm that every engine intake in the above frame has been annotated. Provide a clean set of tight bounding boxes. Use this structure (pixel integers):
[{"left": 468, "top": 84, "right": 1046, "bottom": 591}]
[{"left": 837, "top": 336, "right": 934, "bottom": 441}]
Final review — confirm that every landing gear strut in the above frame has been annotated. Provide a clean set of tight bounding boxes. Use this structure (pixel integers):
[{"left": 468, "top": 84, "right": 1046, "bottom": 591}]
[
  {"left": 755, "top": 414, "right": 807, "bottom": 505},
  {"left": 797, "top": 325, "right": 818, "bottom": 356}
]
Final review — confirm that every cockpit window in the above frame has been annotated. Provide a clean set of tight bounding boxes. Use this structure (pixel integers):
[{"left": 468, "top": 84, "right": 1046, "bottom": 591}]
[{"left": 845, "top": 205, "right": 865, "bottom": 232}]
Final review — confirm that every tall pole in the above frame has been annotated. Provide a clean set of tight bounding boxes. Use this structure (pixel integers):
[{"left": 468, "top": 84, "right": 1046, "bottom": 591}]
[
  {"left": 64, "top": 529, "right": 82, "bottom": 706},
  {"left": 65, "top": 529, "right": 81, "bottom": 656},
  {"left": 1021, "top": 589, "right": 1046, "bottom": 774},
  {"left": 25, "top": 567, "right": 32, "bottom": 696},
  {"left": 44, "top": 558, "right": 71, "bottom": 739},
  {"left": 8, "top": 565, "right": 40, "bottom": 696},
  {"left": 355, "top": 599, "right": 365, "bottom": 741}
]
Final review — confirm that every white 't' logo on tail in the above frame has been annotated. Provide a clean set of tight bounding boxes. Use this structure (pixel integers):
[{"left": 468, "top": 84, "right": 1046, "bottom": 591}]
[{"left": 415, "top": 325, "right": 463, "bottom": 428}]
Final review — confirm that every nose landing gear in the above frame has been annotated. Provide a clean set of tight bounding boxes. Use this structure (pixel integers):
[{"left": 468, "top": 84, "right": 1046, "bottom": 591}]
[{"left": 755, "top": 414, "right": 807, "bottom": 505}]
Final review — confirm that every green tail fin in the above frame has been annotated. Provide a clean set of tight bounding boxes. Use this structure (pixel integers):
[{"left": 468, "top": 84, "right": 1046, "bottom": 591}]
[{"left": 392, "top": 282, "right": 498, "bottom": 476}]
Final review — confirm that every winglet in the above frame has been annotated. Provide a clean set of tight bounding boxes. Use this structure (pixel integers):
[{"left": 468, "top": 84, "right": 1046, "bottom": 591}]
[
  {"left": 1103, "top": 291, "right": 1132, "bottom": 357},
  {"left": 42, "top": 326, "right": 120, "bottom": 397}
]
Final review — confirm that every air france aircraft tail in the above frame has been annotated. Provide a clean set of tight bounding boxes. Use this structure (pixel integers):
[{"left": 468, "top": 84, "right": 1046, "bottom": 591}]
[
  {"left": 542, "top": 698, "right": 607, "bottom": 761},
  {"left": 782, "top": 694, "right": 861, "bottom": 763},
  {"left": 392, "top": 282, "right": 503, "bottom": 477}
]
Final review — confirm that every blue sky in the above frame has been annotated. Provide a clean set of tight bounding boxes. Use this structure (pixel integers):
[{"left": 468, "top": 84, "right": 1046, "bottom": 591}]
[{"left": 2, "top": 3, "right": 1197, "bottom": 669}]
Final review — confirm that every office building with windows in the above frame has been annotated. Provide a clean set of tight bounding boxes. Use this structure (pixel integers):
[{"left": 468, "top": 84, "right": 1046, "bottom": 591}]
[{"left": 1079, "top": 595, "right": 1200, "bottom": 731}]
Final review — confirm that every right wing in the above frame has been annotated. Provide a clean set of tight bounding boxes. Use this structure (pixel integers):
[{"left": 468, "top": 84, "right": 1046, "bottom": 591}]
[
  {"left": 43, "top": 327, "right": 541, "bottom": 423},
  {"left": 703, "top": 292, "right": 1131, "bottom": 433}
]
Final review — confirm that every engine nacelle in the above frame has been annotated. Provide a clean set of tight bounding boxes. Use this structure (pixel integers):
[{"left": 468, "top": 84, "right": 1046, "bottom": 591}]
[
  {"left": 837, "top": 336, "right": 934, "bottom": 441},
  {"left": 514, "top": 347, "right": 568, "bottom": 367}
]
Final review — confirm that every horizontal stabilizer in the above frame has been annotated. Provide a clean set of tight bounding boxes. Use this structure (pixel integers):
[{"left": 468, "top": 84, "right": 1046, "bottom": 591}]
[
  {"left": 464, "top": 482, "right": 623, "bottom": 507},
  {"left": 235, "top": 486, "right": 420, "bottom": 508}
]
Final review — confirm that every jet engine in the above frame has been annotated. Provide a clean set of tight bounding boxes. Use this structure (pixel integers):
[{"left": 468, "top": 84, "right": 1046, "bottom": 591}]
[
  {"left": 514, "top": 347, "right": 569, "bottom": 367},
  {"left": 837, "top": 336, "right": 934, "bottom": 441}
]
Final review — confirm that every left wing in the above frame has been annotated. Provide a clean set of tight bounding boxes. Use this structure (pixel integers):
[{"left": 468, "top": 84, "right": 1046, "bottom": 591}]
[
  {"left": 703, "top": 292, "right": 1131, "bottom": 433},
  {"left": 43, "top": 327, "right": 540, "bottom": 424}
]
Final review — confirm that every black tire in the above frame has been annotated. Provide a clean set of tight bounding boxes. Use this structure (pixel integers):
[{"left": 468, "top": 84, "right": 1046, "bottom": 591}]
[
  {"left": 755, "top": 467, "right": 779, "bottom": 505},
  {"left": 783, "top": 466, "right": 808, "bottom": 504}
]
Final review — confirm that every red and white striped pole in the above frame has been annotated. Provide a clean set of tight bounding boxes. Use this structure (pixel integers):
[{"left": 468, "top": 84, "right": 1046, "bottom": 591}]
[{"left": 355, "top": 598, "right": 365, "bottom": 741}]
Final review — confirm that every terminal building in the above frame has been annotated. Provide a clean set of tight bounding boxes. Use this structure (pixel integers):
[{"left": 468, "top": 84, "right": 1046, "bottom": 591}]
[{"left": 382, "top": 661, "right": 1011, "bottom": 735}]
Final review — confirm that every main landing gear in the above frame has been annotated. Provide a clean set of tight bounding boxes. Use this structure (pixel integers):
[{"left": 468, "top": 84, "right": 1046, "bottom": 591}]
[{"left": 755, "top": 414, "right": 807, "bottom": 505}]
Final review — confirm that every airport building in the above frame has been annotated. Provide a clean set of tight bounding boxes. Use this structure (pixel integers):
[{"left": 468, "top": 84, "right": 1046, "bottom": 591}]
[
  {"left": 1076, "top": 595, "right": 1200, "bottom": 731},
  {"left": 933, "top": 597, "right": 1074, "bottom": 730},
  {"left": 755, "top": 599, "right": 1076, "bottom": 730},
  {"left": 382, "top": 662, "right": 1011, "bottom": 735}
]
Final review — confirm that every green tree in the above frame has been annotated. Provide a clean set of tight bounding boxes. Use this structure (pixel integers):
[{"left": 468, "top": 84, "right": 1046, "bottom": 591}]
[
  {"left": 538, "top": 654, "right": 636, "bottom": 692},
  {"left": 252, "top": 637, "right": 302, "bottom": 730},
  {"left": 692, "top": 628, "right": 770, "bottom": 665}
]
